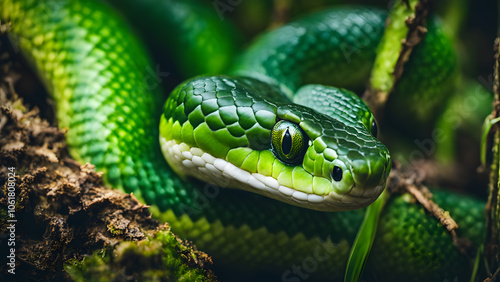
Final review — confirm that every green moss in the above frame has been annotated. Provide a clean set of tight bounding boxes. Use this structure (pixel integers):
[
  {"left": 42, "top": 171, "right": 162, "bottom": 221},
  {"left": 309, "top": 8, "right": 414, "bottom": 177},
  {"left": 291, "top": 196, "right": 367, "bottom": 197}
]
[
  {"left": 106, "top": 224, "right": 123, "bottom": 236},
  {"left": 64, "top": 229, "right": 216, "bottom": 281}
]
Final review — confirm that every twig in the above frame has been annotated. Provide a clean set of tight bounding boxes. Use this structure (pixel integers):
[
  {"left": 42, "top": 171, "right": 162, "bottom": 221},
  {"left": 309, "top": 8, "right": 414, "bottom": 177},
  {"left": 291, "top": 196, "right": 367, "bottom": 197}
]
[
  {"left": 484, "top": 265, "right": 500, "bottom": 282},
  {"left": 392, "top": 0, "right": 432, "bottom": 82},
  {"left": 268, "top": 0, "right": 291, "bottom": 29},
  {"left": 387, "top": 163, "right": 473, "bottom": 254},
  {"left": 363, "top": 0, "right": 434, "bottom": 121},
  {"left": 405, "top": 183, "right": 458, "bottom": 232},
  {"left": 494, "top": 38, "right": 500, "bottom": 117},
  {"left": 485, "top": 37, "right": 500, "bottom": 278},
  {"left": 0, "top": 20, "right": 11, "bottom": 34}
]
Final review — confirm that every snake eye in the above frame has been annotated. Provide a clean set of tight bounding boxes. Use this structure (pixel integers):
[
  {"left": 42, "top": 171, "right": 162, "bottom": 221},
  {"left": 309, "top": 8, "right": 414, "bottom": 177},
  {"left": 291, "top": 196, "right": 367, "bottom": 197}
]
[
  {"left": 371, "top": 120, "right": 378, "bottom": 138},
  {"left": 271, "top": 120, "right": 308, "bottom": 165},
  {"left": 332, "top": 166, "right": 343, "bottom": 181}
]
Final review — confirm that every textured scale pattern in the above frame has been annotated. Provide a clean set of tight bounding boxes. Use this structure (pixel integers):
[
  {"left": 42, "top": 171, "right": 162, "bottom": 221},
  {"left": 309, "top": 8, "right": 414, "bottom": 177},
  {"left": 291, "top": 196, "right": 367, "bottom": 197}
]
[
  {"left": 154, "top": 188, "right": 485, "bottom": 281},
  {"left": 1, "top": 0, "right": 486, "bottom": 280},
  {"left": 367, "top": 190, "right": 485, "bottom": 281},
  {"left": 233, "top": 7, "right": 456, "bottom": 136},
  {"left": 388, "top": 17, "right": 457, "bottom": 133},
  {"left": 0, "top": 0, "right": 204, "bottom": 214},
  {"left": 161, "top": 76, "right": 391, "bottom": 210},
  {"left": 231, "top": 7, "right": 388, "bottom": 94},
  {"left": 163, "top": 76, "right": 277, "bottom": 155},
  {"left": 105, "top": 0, "right": 238, "bottom": 77},
  {"left": 294, "top": 85, "right": 375, "bottom": 132}
]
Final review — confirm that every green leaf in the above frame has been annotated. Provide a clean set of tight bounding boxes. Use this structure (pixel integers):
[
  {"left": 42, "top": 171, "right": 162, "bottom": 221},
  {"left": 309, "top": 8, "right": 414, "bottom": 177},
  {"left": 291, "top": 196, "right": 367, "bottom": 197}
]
[
  {"left": 481, "top": 116, "right": 500, "bottom": 166},
  {"left": 470, "top": 244, "right": 484, "bottom": 282},
  {"left": 344, "top": 190, "right": 388, "bottom": 282}
]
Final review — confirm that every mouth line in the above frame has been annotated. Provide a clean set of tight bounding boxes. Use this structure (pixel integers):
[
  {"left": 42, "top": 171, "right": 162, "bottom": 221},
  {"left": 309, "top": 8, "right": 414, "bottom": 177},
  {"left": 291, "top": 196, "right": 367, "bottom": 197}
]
[
  {"left": 339, "top": 184, "right": 357, "bottom": 202},
  {"left": 162, "top": 139, "right": 385, "bottom": 211},
  {"left": 334, "top": 182, "right": 385, "bottom": 207}
]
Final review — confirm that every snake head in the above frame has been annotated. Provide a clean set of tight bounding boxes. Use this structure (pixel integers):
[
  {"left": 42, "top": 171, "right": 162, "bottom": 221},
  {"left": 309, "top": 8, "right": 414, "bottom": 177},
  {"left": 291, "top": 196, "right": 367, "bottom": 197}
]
[
  {"left": 160, "top": 76, "right": 391, "bottom": 212},
  {"left": 273, "top": 102, "right": 391, "bottom": 211}
]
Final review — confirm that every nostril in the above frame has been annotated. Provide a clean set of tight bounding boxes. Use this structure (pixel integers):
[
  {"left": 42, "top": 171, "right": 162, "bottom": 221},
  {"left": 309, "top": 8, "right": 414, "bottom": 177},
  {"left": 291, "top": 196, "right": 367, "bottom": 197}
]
[
  {"left": 351, "top": 159, "right": 369, "bottom": 186},
  {"left": 367, "top": 156, "right": 388, "bottom": 186},
  {"left": 332, "top": 166, "right": 342, "bottom": 181},
  {"left": 351, "top": 156, "right": 389, "bottom": 188},
  {"left": 384, "top": 155, "right": 392, "bottom": 178}
]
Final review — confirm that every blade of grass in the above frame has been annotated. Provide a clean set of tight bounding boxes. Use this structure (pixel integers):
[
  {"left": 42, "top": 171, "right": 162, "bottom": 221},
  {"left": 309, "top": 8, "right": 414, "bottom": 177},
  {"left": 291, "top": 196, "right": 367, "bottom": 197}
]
[{"left": 344, "top": 190, "right": 389, "bottom": 282}]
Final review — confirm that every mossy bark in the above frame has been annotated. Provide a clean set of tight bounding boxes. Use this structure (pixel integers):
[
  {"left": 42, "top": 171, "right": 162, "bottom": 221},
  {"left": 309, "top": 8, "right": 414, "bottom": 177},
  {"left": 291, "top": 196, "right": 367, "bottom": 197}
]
[
  {"left": 0, "top": 35, "right": 217, "bottom": 281},
  {"left": 486, "top": 38, "right": 500, "bottom": 280}
]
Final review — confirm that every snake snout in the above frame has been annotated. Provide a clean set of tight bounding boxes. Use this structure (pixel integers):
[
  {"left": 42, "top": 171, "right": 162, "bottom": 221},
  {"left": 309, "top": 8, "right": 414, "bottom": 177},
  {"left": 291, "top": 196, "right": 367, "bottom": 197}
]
[{"left": 350, "top": 153, "right": 391, "bottom": 191}]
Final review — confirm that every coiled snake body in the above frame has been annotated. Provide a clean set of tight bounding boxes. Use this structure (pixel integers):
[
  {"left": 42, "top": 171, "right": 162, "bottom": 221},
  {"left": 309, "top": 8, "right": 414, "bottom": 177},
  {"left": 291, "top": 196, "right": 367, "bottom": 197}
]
[{"left": 1, "top": 0, "right": 485, "bottom": 280}]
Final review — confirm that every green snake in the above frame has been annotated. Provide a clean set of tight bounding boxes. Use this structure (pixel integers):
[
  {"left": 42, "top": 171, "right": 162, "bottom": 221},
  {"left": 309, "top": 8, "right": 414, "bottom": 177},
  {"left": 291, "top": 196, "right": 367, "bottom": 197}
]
[{"left": 1, "top": 0, "right": 486, "bottom": 280}]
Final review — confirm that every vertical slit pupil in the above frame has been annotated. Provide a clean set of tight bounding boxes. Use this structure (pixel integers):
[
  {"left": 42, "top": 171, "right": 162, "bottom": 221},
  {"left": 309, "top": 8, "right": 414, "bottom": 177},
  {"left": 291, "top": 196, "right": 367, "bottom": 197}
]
[{"left": 282, "top": 128, "right": 292, "bottom": 155}]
